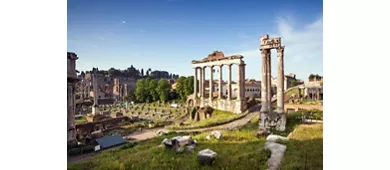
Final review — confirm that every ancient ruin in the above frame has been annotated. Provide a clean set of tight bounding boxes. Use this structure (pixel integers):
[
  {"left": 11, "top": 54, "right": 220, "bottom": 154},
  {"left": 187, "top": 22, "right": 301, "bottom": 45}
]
[
  {"left": 258, "top": 34, "right": 286, "bottom": 131},
  {"left": 191, "top": 51, "right": 247, "bottom": 114},
  {"left": 92, "top": 74, "right": 100, "bottom": 115},
  {"left": 67, "top": 52, "right": 81, "bottom": 146}
]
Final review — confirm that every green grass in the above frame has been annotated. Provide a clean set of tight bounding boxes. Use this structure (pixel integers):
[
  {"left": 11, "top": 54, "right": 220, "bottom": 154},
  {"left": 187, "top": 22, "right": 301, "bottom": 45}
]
[
  {"left": 68, "top": 112, "right": 323, "bottom": 170},
  {"left": 68, "top": 121, "right": 270, "bottom": 170},
  {"left": 280, "top": 124, "right": 323, "bottom": 170},
  {"left": 167, "top": 110, "right": 248, "bottom": 130},
  {"left": 75, "top": 117, "right": 87, "bottom": 124},
  {"left": 285, "top": 88, "right": 299, "bottom": 98}
]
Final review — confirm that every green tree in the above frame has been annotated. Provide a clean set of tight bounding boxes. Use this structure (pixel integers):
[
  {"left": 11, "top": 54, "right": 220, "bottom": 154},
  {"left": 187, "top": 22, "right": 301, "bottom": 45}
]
[
  {"left": 156, "top": 79, "right": 171, "bottom": 102},
  {"left": 135, "top": 79, "right": 148, "bottom": 102},
  {"left": 175, "top": 76, "right": 187, "bottom": 100},
  {"left": 148, "top": 79, "right": 159, "bottom": 102},
  {"left": 184, "top": 76, "right": 194, "bottom": 97}
]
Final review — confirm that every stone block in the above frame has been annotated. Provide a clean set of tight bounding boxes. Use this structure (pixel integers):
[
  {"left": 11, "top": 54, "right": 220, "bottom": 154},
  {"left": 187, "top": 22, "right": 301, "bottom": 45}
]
[{"left": 198, "top": 149, "right": 217, "bottom": 165}]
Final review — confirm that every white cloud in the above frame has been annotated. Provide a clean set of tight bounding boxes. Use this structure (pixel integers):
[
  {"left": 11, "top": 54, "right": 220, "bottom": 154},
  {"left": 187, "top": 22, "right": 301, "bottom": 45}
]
[
  {"left": 121, "top": 20, "right": 126, "bottom": 24},
  {"left": 230, "top": 15, "right": 323, "bottom": 80}
]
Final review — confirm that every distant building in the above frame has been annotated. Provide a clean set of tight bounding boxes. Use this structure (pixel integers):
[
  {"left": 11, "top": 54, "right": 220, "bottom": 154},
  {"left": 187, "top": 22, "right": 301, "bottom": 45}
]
[{"left": 272, "top": 73, "right": 304, "bottom": 91}]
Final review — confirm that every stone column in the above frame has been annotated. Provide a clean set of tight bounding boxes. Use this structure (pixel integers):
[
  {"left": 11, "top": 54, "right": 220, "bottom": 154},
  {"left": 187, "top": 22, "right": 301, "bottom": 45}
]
[
  {"left": 194, "top": 67, "right": 198, "bottom": 98},
  {"left": 266, "top": 51, "right": 272, "bottom": 112},
  {"left": 209, "top": 66, "right": 214, "bottom": 100},
  {"left": 92, "top": 74, "right": 99, "bottom": 115},
  {"left": 237, "top": 63, "right": 246, "bottom": 100},
  {"left": 67, "top": 83, "right": 76, "bottom": 144},
  {"left": 243, "top": 64, "right": 246, "bottom": 99},
  {"left": 260, "top": 49, "right": 269, "bottom": 113},
  {"left": 219, "top": 65, "right": 223, "bottom": 99},
  {"left": 297, "top": 87, "right": 301, "bottom": 99},
  {"left": 227, "top": 64, "right": 232, "bottom": 100},
  {"left": 316, "top": 88, "right": 320, "bottom": 101},
  {"left": 276, "top": 46, "right": 285, "bottom": 113},
  {"left": 237, "top": 64, "right": 242, "bottom": 100},
  {"left": 200, "top": 67, "right": 205, "bottom": 99}
]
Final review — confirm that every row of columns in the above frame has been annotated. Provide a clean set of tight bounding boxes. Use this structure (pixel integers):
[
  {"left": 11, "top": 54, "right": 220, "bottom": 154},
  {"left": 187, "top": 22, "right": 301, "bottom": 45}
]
[
  {"left": 260, "top": 46, "right": 285, "bottom": 114},
  {"left": 193, "top": 63, "right": 246, "bottom": 101}
]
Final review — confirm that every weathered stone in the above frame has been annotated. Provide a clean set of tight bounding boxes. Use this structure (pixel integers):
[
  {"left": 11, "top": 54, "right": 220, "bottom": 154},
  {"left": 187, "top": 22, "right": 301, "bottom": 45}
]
[
  {"left": 172, "top": 136, "right": 193, "bottom": 148},
  {"left": 210, "top": 130, "right": 223, "bottom": 139},
  {"left": 266, "top": 134, "right": 288, "bottom": 142},
  {"left": 198, "top": 149, "right": 217, "bottom": 165},
  {"left": 162, "top": 138, "right": 173, "bottom": 148},
  {"left": 176, "top": 146, "right": 185, "bottom": 153},
  {"left": 264, "top": 141, "right": 287, "bottom": 170},
  {"left": 256, "top": 129, "right": 270, "bottom": 138},
  {"left": 186, "top": 144, "right": 196, "bottom": 152}
]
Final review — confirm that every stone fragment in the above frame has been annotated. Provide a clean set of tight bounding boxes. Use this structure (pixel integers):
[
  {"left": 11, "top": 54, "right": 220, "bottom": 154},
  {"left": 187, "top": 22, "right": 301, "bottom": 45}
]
[
  {"left": 198, "top": 149, "right": 217, "bottom": 165},
  {"left": 211, "top": 130, "right": 223, "bottom": 139},
  {"left": 266, "top": 134, "right": 289, "bottom": 142},
  {"left": 162, "top": 138, "right": 173, "bottom": 148},
  {"left": 206, "top": 135, "right": 211, "bottom": 140},
  {"left": 186, "top": 144, "right": 196, "bottom": 152},
  {"left": 264, "top": 141, "right": 287, "bottom": 170},
  {"left": 256, "top": 129, "right": 270, "bottom": 138}
]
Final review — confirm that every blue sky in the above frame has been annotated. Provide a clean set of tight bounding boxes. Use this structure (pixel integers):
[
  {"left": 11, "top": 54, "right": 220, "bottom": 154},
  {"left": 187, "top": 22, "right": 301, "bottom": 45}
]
[{"left": 68, "top": 0, "right": 322, "bottom": 81}]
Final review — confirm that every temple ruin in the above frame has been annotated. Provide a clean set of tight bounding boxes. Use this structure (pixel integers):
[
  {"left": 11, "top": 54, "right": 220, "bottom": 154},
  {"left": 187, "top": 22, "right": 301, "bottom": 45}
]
[
  {"left": 191, "top": 51, "right": 247, "bottom": 114},
  {"left": 67, "top": 52, "right": 80, "bottom": 146},
  {"left": 258, "top": 34, "right": 286, "bottom": 131}
]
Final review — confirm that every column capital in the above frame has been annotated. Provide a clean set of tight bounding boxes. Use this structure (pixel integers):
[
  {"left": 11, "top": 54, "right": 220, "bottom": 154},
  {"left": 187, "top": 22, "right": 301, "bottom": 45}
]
[{"left": 277, "top": 46, "right": 285, "bottom": 53}]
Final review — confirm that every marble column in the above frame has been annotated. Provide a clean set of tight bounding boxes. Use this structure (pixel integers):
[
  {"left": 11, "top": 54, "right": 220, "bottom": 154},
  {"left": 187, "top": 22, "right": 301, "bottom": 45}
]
[
  {"left": 316, "top": 88, "right": 320, "bottom": 101},
  {"left": 237, "top": 64, "right": 242, "bottom": 100},
  {"left": 242, "top": 64, "right": 246, "bottom": 99},
  {"left": 266, "top": 51, "right": 272, "bottom": 112},
  {"left": 237, "top": 63, "right": 246, "bottom": 100},
  {"left": 227, "top": 64, "right": 232, "bottom": 100},
  {"left": 92, "top": 74, "right": 99, "bottom": 115},
  {"left": 260, "top": 49, "right": 269, "bottom": 113},
  {"left": 67, "top": 83, "right": 77, "bottom": 144},
  {"left": 276, "top": 46, "right": 285, "bottom": 114},
  {"left": 194, "top": 67, "right": 198, "bottom": 98},
  {"left": 200, "top": 67, "right": 205, "bottom": 99},
  {"left": 297, "top": 88, "right": 301, "bottom": 99},
  {"left": 219, "top": 65, "right": 223, "bottom": 99},
  {"left": 209, "top": 66, "right": 214, "bottom": 100}
]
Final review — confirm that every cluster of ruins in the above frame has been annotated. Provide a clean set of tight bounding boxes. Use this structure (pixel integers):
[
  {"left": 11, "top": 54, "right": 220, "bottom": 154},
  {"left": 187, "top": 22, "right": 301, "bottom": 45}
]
[{"left": 191, "top": 51, "right": 247, "bottom": 114}]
